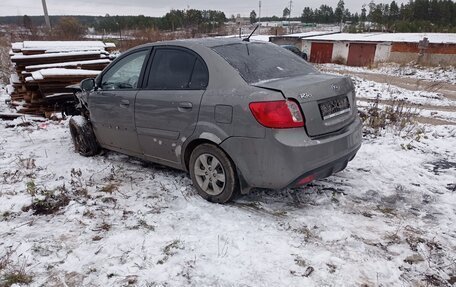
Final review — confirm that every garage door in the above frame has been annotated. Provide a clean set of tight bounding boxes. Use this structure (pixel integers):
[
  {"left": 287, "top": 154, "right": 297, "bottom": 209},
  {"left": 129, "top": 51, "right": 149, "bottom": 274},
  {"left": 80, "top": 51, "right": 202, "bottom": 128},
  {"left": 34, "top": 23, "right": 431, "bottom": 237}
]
[
  {"left": 310, "top": 42, "right": 333, "bottom": 63},
  {"left": 347, "top": 43, "right": 377, "bottom": 66}
]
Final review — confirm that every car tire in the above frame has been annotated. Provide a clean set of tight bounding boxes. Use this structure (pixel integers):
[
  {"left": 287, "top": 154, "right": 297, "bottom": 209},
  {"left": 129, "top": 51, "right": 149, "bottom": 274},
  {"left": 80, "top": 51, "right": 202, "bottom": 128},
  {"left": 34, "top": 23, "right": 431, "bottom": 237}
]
[
  {"left": 69, "top": 116, "right": 100, "bottom": 157},
  {"left": 189, "top": 144, "right": 239, "bottom": 203}
]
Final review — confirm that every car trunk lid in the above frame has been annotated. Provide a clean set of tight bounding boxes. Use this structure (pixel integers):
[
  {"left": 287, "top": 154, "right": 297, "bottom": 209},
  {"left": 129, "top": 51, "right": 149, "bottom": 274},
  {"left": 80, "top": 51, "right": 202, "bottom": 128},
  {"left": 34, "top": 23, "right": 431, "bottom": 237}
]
[{"left": 253, "top": 74, "right": 357, "bottom": 137}]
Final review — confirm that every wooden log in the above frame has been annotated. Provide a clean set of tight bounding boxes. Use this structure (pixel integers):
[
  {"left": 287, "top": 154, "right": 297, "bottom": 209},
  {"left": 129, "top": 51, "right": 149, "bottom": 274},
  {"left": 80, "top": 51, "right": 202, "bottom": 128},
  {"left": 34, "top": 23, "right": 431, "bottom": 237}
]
[{"left": 11, "top": 53, "right": 108, "bottom": 66}]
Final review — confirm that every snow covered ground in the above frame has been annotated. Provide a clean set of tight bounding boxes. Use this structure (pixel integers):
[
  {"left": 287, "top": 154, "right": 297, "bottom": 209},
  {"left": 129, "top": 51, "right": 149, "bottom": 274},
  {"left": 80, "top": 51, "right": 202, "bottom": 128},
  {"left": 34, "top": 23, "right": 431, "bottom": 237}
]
[
  {"left": 320, "top": 63, "right": 456, "bottom": 86},
  {"left": 1, "top": 66, "right": 456, "bottom": 286},
  {"left": 352, "top": 74, "right": 455, "bottom": 107}
]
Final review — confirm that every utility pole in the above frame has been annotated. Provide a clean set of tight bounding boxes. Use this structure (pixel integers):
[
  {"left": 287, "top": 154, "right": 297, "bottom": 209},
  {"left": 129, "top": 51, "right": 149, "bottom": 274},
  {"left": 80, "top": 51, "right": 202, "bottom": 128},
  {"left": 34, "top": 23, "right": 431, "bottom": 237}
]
[
  {"left": 289, "top": 0, "right": 292, "bottom": 33},
  {"left": 41, "top": 0, "right": 51, "bottom": 30},
  {"left": 258, "top": 1, "right": 261, "bottom": 34},
  {"left": 289, "top": 0, "right": 292, "bottom": 21}
]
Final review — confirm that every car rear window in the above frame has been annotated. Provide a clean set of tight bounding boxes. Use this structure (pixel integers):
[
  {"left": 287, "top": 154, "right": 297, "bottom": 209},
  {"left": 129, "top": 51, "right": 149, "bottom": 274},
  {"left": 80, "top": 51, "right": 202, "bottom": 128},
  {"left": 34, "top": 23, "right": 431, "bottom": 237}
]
[{"left": 212, "top": 42, "right": 317, "bottom": 84}]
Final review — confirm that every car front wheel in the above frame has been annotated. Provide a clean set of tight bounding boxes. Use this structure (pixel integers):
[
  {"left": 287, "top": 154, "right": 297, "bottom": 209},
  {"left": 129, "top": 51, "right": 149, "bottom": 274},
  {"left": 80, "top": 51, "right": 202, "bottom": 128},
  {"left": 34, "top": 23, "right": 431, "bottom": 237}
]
[
  {"left": 69, "top": 116, "right": 100, "bottom": 157},
  {"left": 189, "top": 144, "right": 239, "bottom": 203}
]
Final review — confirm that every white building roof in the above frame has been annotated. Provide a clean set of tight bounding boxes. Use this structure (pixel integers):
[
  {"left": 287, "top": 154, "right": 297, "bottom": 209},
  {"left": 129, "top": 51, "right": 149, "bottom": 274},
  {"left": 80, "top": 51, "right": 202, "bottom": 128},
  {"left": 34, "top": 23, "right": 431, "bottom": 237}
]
[
  {"left": 277, "top": 31, "right": 339, "bottom": 38},
  {"left": 302, "top": 33, "right": 456, "bottom": 44}
]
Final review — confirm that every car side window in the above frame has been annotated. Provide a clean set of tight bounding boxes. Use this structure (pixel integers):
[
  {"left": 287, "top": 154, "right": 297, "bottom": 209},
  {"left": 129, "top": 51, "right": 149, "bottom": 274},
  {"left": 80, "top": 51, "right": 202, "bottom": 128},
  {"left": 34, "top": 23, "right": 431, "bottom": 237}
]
[
  {"left": 147, "top": 48, "right": 207, "bottom": 90},
  {"left": 189, "top": 59, "right": 209, "bottom": 89},
  {"left": 101, "top": 50, "right": 148, "bottom": 90}
]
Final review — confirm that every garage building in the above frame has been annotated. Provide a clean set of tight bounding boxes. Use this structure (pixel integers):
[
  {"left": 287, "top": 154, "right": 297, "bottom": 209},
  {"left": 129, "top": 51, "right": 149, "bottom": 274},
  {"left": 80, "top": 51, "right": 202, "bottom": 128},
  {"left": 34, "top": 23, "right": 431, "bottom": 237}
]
[{"left": 272, "top": 33, "right": 456, "bottom": 66}]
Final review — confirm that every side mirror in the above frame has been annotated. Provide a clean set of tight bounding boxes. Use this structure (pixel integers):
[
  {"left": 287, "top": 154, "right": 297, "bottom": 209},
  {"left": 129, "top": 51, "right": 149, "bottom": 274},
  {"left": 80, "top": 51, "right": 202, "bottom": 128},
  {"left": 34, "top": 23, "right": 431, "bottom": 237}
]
[{"left": 81, "top": 78, "right": 95, "bottom": 92}]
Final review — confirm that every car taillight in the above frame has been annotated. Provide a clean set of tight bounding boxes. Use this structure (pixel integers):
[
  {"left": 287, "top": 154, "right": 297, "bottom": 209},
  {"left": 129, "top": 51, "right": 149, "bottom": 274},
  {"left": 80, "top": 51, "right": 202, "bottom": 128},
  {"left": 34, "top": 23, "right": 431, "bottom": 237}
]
[{"left": 249, "top": 100, "right": 305, "bottom": 129}]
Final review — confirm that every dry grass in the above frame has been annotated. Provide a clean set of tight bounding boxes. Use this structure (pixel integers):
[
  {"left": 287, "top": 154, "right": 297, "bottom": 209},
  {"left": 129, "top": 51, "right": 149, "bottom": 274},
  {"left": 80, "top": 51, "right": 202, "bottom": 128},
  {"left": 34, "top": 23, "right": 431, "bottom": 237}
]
[
  {"left": 22, "top": 182, "right": 70, "bottom": 215},
  {"left": 0, "top": 251, "right": 13, "bottom": 272},
  {"left": 157, "top": 240, "right": 184, "bottom": 265},
  {"left": 0, "top": 250, "right": 33, "bottom": 287},
  {"left": 0, "top": 267, "right": 33, "bottom": 287},
  {"left": 359, "top": 95, "right": 419, "bottom": 137},
  {"left": 0, "top": 37, "right": 13, "bottom": 84},
  {"left": 100, "top": 182, "right": 119, "bottom": 193}
]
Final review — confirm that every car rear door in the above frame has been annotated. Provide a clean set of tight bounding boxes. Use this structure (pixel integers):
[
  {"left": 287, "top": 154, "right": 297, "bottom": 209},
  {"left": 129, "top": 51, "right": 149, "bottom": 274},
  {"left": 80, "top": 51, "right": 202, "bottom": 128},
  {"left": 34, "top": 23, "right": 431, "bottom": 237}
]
[
  {"left": 89, "top": 48, "right": 150, "bottom": 154},
  {"left": 135, "top": 46, "right": 208, "bottom": 164}
]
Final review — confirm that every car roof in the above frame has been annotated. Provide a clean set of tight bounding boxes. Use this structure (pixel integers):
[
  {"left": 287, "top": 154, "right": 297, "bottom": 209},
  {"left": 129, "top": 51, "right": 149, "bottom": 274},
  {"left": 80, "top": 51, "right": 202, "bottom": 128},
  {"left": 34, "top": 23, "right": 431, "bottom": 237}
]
[{"left": 133, "top": 38, "right": 270, "bottom": 51}]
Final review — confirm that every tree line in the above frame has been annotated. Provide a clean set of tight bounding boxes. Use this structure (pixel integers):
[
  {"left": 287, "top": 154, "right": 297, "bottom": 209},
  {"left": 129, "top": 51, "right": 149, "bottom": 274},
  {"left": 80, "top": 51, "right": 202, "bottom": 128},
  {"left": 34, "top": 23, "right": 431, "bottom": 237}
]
[
  {"left": 299, "top": 0, "right": 456, "bottom": 32},
  {"left": 96, "top": 10, "right": 226, "bottom": 33},
  {"left": 0, "top": 9, "right": 227, "bottom": 34},
  {"left": 1, "top": 0, "right": 454, "bottom": 34}
]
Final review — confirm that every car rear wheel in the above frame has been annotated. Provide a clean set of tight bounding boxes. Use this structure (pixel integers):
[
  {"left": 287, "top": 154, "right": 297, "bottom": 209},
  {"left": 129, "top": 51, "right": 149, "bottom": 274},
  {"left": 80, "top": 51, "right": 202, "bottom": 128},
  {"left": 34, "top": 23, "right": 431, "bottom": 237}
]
[
  {"left": 69, "top": 116, "right": 100, "bottom": 157},
  {"left": 189, "top": 144, "right": 239, "bottom": 203}
]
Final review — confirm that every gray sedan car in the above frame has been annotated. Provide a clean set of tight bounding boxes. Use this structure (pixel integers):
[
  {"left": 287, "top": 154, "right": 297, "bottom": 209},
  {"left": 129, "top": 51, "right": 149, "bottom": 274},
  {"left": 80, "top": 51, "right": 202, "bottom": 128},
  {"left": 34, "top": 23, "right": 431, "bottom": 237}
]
[{"left": 70, "top": 38, "right": 362, "bottom": 203}]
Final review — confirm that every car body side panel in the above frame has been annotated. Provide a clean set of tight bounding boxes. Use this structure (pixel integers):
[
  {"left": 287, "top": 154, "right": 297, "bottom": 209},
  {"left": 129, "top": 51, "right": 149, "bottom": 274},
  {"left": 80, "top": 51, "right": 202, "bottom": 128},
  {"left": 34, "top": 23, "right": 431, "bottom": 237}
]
[
  {"left": 176, "top": 42, "right": 285, "bottom": 169},
  {"left": 135, "top": 90, "right": 205, "bottom": 164},
  {"left": 89, "top": 90, "right": 141, "bottom": 154},
  {"left": 185, "top": 42, "right": 286, "bottom": 139},
  {"left": 88, "top": 47, "right": 151, "bottom": 155},
  {"left": 220, "top": 117, "right": 362, "bottom": 189}
]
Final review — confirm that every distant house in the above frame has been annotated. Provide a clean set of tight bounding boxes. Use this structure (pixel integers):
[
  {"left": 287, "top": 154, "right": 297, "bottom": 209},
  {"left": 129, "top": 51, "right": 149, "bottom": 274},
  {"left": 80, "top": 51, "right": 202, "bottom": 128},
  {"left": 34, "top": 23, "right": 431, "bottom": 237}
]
[
  {"left": 235, "top": 17, "right": 250, "bottom": 26},
  {"left": 272, "top": 32, "right": 456, "bottom": 66}
]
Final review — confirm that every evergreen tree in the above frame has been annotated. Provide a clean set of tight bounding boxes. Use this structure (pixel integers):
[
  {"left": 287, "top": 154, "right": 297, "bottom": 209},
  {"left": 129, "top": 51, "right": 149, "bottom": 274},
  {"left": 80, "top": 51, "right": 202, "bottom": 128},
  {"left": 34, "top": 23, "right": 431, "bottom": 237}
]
[
  {"left": 23, "top": 15, "right": 32, "bottom": 29},
  {"left": 368, "top": 0, "right": 377, "bottom": 22},
  {"left": 318, "top": 5, "right": 335, "bottom": 23},
  {"left": 390, "top": 1, "right": 400, "bottom": 21},
  {"left": 413, "top": 0, "right": 430, "bottom": 21},
  {"left": 301, "top": 7, "right": 314, "bottom": 23},
  {"left": 361, "top": 5, "right": 367, "bottom": 21},
  {"left": 335, "top": 0, "right": 345, "bottom": 22},
  {"left": 344, "top": 9, "right": 351, "bottom": 22},
  {"left": 250, "top": 10, "right": 257, "bottom": 24},
  {"left": 353, "top": 12, "right": 360, "bottom": 23}
]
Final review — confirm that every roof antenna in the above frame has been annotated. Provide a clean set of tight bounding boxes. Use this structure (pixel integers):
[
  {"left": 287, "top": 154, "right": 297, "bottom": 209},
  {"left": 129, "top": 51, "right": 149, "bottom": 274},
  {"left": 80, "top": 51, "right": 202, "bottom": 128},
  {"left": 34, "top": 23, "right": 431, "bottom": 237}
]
[{"left": 243, "top": 25, "right": 260, "bottom": 42}]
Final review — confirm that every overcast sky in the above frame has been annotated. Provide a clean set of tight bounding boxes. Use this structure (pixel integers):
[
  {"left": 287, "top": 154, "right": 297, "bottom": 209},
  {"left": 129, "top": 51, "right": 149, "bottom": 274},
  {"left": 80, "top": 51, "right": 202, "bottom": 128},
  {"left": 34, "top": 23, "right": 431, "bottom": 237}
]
[{"left": 1, "top": 0, "right": 407, "bottom": 17}]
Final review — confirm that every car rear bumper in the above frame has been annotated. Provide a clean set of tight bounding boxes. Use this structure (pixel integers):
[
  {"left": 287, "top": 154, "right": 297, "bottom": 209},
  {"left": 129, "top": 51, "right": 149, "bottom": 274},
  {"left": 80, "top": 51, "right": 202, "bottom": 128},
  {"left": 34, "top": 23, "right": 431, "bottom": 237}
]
[{"left": 220, "top": 116, "right": 362, "bottom": 190}]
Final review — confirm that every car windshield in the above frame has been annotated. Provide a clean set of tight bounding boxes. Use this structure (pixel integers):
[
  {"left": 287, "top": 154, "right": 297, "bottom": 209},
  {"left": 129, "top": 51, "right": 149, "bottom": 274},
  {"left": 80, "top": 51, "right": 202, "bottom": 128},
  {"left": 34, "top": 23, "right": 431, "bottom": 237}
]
[{"left": 212, "top": 42, "right": 318, "bottom": 84}]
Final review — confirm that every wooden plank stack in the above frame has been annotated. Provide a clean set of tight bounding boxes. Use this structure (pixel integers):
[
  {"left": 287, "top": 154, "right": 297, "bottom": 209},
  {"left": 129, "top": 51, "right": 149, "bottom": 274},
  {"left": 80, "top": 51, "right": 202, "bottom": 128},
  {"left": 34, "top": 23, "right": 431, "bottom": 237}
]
[{"left": 7, "top": 41, "right": 116, "bottom": 117}]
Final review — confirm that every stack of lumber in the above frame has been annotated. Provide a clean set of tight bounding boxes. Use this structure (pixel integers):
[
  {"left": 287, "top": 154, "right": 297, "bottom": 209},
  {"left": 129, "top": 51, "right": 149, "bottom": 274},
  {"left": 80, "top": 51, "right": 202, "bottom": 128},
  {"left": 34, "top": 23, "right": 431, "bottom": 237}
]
[{"left": 7, "top": 41, "right": 116, "bottom": 117}]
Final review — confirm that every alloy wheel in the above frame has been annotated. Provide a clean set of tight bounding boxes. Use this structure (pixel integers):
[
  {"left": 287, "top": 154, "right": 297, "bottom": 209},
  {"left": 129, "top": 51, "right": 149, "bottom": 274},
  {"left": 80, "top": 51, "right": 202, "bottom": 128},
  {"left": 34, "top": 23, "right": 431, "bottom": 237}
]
[{"left": 193, "top": 153, "right": 226, "bottom": 196}]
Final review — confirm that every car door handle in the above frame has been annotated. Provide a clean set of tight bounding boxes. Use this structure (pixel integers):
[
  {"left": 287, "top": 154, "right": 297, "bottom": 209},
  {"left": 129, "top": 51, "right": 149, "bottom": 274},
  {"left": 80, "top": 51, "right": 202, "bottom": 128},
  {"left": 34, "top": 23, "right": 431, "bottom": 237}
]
[
  {"left": 178, "top": 102, "right": 193, "bottom": 112},
  {"left": 120, "top": 99, "right": 130, "bottom": 108}
]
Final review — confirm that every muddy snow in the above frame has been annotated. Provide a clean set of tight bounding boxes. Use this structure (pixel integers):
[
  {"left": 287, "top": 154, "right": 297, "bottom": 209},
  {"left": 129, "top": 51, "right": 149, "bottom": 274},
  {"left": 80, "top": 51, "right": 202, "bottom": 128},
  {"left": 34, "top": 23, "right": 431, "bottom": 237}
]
[{"left": 0, "top": 65, "right": 455, "bottom": 286}]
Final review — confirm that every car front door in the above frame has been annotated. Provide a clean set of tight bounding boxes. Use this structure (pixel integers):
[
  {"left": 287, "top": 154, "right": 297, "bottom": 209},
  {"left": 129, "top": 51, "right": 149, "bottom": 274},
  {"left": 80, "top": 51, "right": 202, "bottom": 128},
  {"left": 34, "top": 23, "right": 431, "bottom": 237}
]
[
  {"left": 135, "top": 47, "right": 208, "bottom": 165},
  {"left": 89, "top": 49, "right": 150, "bottom": 155}
]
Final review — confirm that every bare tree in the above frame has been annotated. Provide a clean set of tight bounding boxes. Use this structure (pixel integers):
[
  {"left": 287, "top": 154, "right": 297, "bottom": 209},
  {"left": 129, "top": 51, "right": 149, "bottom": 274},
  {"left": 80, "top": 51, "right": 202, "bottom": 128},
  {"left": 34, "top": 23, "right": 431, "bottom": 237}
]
[{"left": 52, "top": 17, "right": 86, "bottom": 40}]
